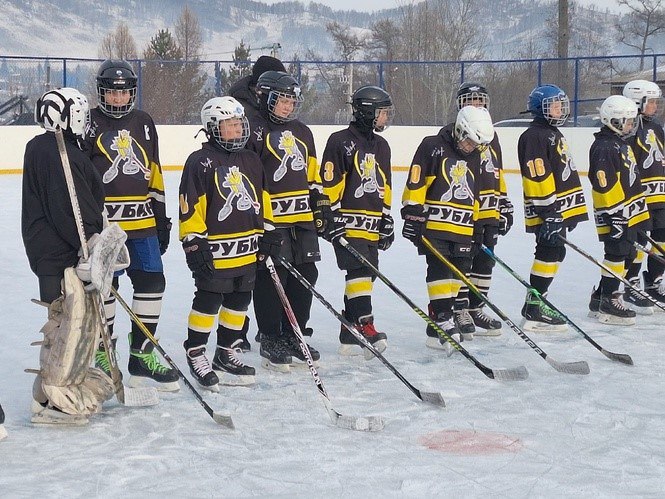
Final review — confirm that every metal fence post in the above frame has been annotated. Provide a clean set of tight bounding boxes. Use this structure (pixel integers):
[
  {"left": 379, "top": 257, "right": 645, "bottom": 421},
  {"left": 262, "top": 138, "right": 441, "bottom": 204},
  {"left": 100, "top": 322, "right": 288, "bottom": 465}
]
[
  {"left": 62, "top": 58, "right": 67, "bottom": 87},
  {"left": 136, "top": 59, "right": 143, "bottom": 111},
  {"left": 573, "top": 58, "right": 579, "bottom": 126}
]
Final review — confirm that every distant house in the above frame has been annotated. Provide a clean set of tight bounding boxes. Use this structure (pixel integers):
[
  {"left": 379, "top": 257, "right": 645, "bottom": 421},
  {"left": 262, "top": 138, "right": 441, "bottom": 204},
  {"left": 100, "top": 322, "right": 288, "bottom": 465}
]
[{"left": 603, "top": 64, "right": 665, "bottom": 95}]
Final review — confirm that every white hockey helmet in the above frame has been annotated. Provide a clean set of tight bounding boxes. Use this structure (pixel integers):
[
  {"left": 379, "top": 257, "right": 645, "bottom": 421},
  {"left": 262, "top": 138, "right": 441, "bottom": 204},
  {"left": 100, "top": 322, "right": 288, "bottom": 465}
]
[
  {"left": 454, "top": 105, "right": 494, "bottom": 152},
  {"left": 201, "top": 96, "right": 250, "bottom": 152},
  {"left": 600, "top": 95, "right": 638, "bottom": 137},
  {"left": 34, "top": 87, "right": 90, "bottom": 138},
  {"left": 622, "top": 79, "right": 663, "bottom": 119}
]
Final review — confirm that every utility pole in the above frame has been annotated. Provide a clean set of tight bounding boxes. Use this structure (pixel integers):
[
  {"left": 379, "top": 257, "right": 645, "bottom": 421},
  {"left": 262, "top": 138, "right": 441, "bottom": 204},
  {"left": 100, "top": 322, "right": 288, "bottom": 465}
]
[{"left": 557, "top": 0, "right": 569, "bottom": 88}]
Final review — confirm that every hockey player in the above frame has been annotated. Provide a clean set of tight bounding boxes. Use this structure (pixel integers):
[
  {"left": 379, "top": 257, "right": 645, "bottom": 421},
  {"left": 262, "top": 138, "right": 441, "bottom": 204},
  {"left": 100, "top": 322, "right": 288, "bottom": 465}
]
[
  {"left": 246, "top": 70, "right": 323, "bottom": 372},
  {"left": 87, "top": 59, "right": 178, "bottom": 391},
  {"left": 622, "top": 80, "right": 665, "bottom": 309},
  {"left": 401, "top": 106, "right": 494, "bottom": 354},
  {"left": 320, "top": 85, "right": 394, "bottom": 357},
  {"left": 518, "top": 84, "right": 588, "bottom": 332},
  {"left": 453, "top": 82, "right": 512, "bottom": 338},
  {"left": 588, "top": 95, "right": 649, "bottom": 324},
  {"left": 22, "top": 88, "right": 114, "bottom": 424},
  {"left": 179, "top": 96, "right": 282, "bottom": 389},
  {"left": 228, "top": 55, "right": 286, "bottom": 125}
]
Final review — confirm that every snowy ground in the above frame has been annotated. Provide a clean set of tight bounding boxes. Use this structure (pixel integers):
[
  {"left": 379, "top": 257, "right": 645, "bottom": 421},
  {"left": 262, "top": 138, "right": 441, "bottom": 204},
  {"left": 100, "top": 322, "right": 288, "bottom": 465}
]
[{"left": 1, "top": 171, "right": 664, "bottom": 497}]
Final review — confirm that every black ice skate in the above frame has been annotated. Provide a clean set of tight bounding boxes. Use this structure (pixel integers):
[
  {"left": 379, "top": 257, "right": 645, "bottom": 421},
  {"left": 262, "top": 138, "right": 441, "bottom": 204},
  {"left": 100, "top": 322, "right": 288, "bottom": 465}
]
[
  {"left": 185, "top": 345, "right": 219, "bottom": 392},
  {"left": 425, "top": 313, "right": 462, "bottom": 357},
  {"left": 212, "top": 339, "right": 256, "bottom": 386},
  {"left": 623, "top": 277, "right": 654, "bottom": 315},
  {"left": 356, "top": 315, "right": 387, "bottom": 360},
  {"left": 598, "top": 292, "right": 636, "bottom": 326},
  {"left": 260, "top": 334, "right": 292, "bottom": 373},
  {"left": 643, "top": 271, "right": 665, "bottom": 308},
  {"left": 467, "top": 307, "right": 502, "bottom": 336},
  {"left": 520, "top": 290, "right": 568, "bottom": 332},
  {"left": 281, "top": 333, "right": 321, "bottom": 366},
  {"left": 128, "top": 339, "right": 180, "bottom": 392},
  {"left": 453, "top": 309, "right": 475, "bottom": 341},
  {"left": 588, "top": 287, "right": 601, "bottom": 319}
]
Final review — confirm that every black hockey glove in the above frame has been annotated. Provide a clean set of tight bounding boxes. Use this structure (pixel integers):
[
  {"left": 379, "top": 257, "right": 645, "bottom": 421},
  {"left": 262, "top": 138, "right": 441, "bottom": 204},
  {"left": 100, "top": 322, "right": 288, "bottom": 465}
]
[
  {"left": 257, "top": 230, "right": 284, "bottom": 260},
  {"left": 310, "top": 191, "right": 335, "bottom": 237},
  {"left": 183, "top": 237, "right": 214, "bottom": 280},
  {"left": 498, "top": 199, "right": 514, "bottom": 236},
  {"left": 157, "top": 217, "right": 172, "bottom": 255},
  {"left": 605, "top": 213, "right": 628, "bottom": 240},
  {"left": 537, "top": 214, "right": 565, "bottom": 246},
  {"left": 401, "top": 205, "right": 427, "bottom": 246},
  {"left": 323, "top": 212, "right": 346, "bottom": 243},
  {"left": 378, "top": 214, "right": 395, "bottom": 251}
]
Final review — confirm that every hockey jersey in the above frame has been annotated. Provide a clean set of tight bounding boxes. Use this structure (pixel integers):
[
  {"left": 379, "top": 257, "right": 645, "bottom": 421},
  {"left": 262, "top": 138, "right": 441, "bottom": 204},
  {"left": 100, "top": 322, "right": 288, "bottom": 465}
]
[
  {"left": 179, "top": 142, "right": 274, "bottom": 278},
  {"left": 589, "top": 128, "right": 650, "bottom": 240},
  {"left": 475, "top": 133, "right": 507, "bottom": 228},
  {"left": 246, "top": 114, "right": 320, "bottom": 229},
  {"left": 402, "top": 124, "right": 480, "bottom": 244},
  {"left": 518, "top": 118, "right": 588, "bottom": 232},
  {"left": 631, "top": 119, "right": 665, "bottom": 211},
  {"left": 87, "top": 108, "right": 167, "bottom": 239},
  {"left": 321, "top": 123, "right": 392, "bottom": 243}
]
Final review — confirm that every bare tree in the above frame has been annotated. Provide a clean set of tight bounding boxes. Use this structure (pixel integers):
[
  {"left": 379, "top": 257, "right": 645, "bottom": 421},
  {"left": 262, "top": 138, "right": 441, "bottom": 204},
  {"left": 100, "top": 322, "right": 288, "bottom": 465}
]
[
  {"left": 174, "top": 5, "right": 203, "bottom": 61},
  {"left": 616, "top": 0, "right": 665, "bottom": 70},
  {"left": 98, "top": 22, "right": 137, "bottom": 60}
]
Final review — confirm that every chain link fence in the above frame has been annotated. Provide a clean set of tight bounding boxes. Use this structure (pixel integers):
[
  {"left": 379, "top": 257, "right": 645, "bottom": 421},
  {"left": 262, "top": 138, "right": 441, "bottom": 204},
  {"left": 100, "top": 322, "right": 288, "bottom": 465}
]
[{"left": 1, "top": 54, "right": 663, "bottom": 126}]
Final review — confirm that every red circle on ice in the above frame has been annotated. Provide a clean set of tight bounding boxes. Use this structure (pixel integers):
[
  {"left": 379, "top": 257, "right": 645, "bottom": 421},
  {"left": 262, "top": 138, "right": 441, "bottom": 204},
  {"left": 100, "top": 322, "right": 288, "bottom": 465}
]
[{"left": 418, "top": 429, "right": 522, "bottom": 455}]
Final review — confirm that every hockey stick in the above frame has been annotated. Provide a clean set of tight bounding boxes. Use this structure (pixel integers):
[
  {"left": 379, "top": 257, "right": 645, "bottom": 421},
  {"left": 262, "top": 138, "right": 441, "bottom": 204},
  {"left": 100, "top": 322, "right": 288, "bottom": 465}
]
[
  {"left": 54, "top": 130, "right": 158, "bottom": 407},
  {"left": 640, "top": 230, "right": 665, "bottom": 258},
  {"left": 275, "top": 255, "right": 445, "bottom": 407},
  {"left": 109, "top": 287, "right": 234, "bottom": 429},
  {"left": 482, "top": 245, "right": 633, "bottom": 365},
  {"left": 559, "top": 235, "right": 665, "bottom": 313},
  {"left": 422, "top": 237, "right": 590, "bottom": 375},
  {"left": 337, "top": 237, "right": 528, "bottom": 381},
  {"left": 633, "top": 240, "right": 665, "bottom": 267},
  {"left": 265, "top": 257, "right": 384, "bottom": 431}
]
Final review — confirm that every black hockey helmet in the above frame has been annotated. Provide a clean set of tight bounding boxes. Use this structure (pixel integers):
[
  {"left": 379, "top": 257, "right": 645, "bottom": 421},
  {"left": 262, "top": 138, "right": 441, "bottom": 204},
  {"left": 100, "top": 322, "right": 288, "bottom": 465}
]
[
  {"left": 255, "top": 70, "right": 303, "bottom": 123},
  {"left": 456, "top": 82, "right": 489, "bottom": 110},
  {"left": 351, "top": 85, "right": 394, "bottom": 132},
  {"left": 96, "top": 59, "right": 138, "bottom": 118}
]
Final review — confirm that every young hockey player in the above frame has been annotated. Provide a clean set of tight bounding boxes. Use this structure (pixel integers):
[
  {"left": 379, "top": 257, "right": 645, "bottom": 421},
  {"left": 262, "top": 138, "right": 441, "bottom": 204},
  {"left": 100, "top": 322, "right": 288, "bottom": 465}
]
[
  {"left": 518, "top": 84, "right": 588, "bottom": 332},
  {"left": 23, "top": 88, "right": 114, "bottom": 424},
  {"left": 179, "top": 96, "right": 281, "bottom": 389},
  {"left": 622, "top": 79, "right": 665, "bottom": 309},
  {"left": 246, "top": 70, "right": 323, "bottom": 372},
  {"left": 228, "top": 55, "right": 286, "bottom": 125},
  {"left": 320, "top": 85, "right": 394, "bottom": 356},
  {"left": 87, "top": 59, "right": 179, "bottom": 391},
  {"left": 588, "top": 95, "right": 649, "bottom": 324},
  {"left": 453, "top": 82, "right": 513, "bottom": 338},
  {"left": 401, "top": 106, "right": 494, "bottom": 354}
]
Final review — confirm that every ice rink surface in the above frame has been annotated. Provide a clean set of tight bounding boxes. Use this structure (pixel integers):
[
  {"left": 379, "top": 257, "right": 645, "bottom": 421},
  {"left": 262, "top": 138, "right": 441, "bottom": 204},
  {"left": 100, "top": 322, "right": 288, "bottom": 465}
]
[{"left": 0, "top": 170, "right": 663, "bottom": 497}]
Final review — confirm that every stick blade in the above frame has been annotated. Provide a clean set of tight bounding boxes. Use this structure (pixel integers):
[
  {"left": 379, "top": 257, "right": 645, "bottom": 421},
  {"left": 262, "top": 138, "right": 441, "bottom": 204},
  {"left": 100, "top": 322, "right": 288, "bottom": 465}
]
[
  {"left": 418, "top": 391, "right": 446, "bottom": 407},
  {"left": 122, "top": 386, "right": 160, "bottom": 407},
  {"left": 547, "top": 358, "right": 590, "bottom": 375},
  {"left": 491, "top": 365, "right": 529, "bottom": 381},
  {"left": 212, "top": 412, "right": 235, "bottom": 429},
  {"left": 334, "top": 412, "right": 385, "bottom": 432},
  {"left": 603, "top": 350, "right": 634, "bottom": 365}
]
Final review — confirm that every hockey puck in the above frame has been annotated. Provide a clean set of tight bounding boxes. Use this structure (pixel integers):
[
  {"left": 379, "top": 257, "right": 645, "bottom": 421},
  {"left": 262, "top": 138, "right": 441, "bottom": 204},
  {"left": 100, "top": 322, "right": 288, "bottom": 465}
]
[{"left": 418, "top": 429, "right": 522, "bottom": 455}]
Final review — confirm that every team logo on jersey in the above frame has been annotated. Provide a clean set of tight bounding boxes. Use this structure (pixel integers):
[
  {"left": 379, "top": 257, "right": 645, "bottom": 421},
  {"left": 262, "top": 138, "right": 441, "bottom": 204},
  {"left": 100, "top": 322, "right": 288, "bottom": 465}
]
[
  {"left": 480, "top": 147, "right": 498, "bottom": 177},
  {"left": 353, "top": 153, "right": 386, "bottom": 199},
  {"left": 440, "top": 159, "right": 474, "bottom": 202},
  {"left": 214, "top": 165, "right": 260, "bottom": 222},
  {"left": 623, "top": 145, "right": 639, "bottom": 187},
  {"left": 642, "top": 128, "right": 665, "bottom": 169},
  {"left": 431, "top": 146, "right": 445, "bottom": 157},
  {"left": 557, "top": 137, "right": 577, "bottom": 182},
  {"left": 253, "top": 126, "right": 264, "bottom": 142},
  {"left": 343, "top": 140, "right": 357, "bottom": 156},
  {"left": 201, "top": 157, "right": 213, "bottom": 172},
  {"left": 270, "top": 130, "right": 306, "bottom": 182},
  {"left": 100, "top": 129, "right": 150, "bottom": 183}
]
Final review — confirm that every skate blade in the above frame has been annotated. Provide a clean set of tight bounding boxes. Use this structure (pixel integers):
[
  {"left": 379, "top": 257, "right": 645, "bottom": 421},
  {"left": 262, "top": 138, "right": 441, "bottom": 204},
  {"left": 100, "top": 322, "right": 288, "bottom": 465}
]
[
  {"left": 425, "top": 337, "right": 447, "bottom": 351},
  {"left": 122, "top": 386, "right": 160, "bottom": 407},
  {"left": 460, "top": 333, "right": 474, "bottom": 341},
  {"left": 624, "top": 303, "right": 654, "bottom": 315},
  {"left": 597, "top": 313, "right": 636, "bottom": 326},
  {"left": 338, "top": 344, "right": 364, "bottom": 356},
  {"left": 214, "top": 370, "right": 256, "bottom": 386},
  {"left": 520, "top": 319, "right": 568, "bottom": 333},
  {"left": 587, "top": 310, "right": 600, "bottom": 319},
  {"left": 290, "top": 358, "right": 320, "bottom": 369},
  {"left": 127, "top": 376, "right": 180, "bottom": 393},
  {"left": 261, "top": 358, "right": 291, "bottom": 373},
  {"left": 363, "top": 339, "right": 387, "bottom": 360},
  {"left": 473, "top": 328, "right": 502, "bottom": 337},
  {"left": 0, "top": 425, "right": 7, "bottom": 440}
]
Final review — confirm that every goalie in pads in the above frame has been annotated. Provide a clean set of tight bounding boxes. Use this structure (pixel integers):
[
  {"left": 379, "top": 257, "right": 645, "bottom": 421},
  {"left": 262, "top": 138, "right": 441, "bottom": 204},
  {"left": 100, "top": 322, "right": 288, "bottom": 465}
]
[{"left": 22, "top": 87, "right": 127, "bottom": 424}]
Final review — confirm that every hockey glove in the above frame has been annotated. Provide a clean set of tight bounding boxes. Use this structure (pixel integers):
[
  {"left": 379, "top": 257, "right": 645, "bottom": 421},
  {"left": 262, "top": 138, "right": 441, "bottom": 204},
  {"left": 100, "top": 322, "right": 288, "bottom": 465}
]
[
  {"left": 401, "top": 205, "right": 427, "bottom": 245},
  {"left": 323, "top": 212, "right": 346, "bottom": 243},
  {"left": 498, "top": 198, "right": 514, "bottom": 236},
  {"left": 537, "top": 214, "right": 565, "bottom": 245},
  {"left": 605, "top": 213, "right": 628, "bottom": 240},
  {"left": 257, "top": 230, "right": 284, "bottom": 260},
  {"left": 310, "top": 191, "right": 335, "bottom": 237},
  {"left": 157, "top": 217, "right": 172, "bottom": 255},
  {"left": 378, "top": 214, "right": 395, "bottom": 251},
  {"left": 183, "top": 237, "right": 215, "bottom": 280}
]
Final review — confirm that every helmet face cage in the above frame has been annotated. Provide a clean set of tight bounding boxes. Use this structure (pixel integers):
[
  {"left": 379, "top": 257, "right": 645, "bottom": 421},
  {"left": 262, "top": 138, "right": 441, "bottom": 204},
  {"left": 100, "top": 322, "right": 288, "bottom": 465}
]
[
  {"left": 623, "top": 80, "right": 663, "bottom": 121},
  {"left": 371, "top": 104, "right": 395, "bottom": 132},
  {"left": 201, "top": 97, "right": 250, "bottom": 152},
  {"left": 266, "top": 89, "right": 304, "bottom": 124},
  {"left": 97, "top": 84, "right": 137, "bottom": 118},
  {"left": 601, "top": 96, "right": 638, "bottom": 138},
  {"left": 96, "top": 60, "right": 138, "bottom": 118},
  {"left": 35, "top": 88, "right": 90, "bottom": 138},
  {"left": 541, "top": 94, "right": 570, "bottom": 126}
]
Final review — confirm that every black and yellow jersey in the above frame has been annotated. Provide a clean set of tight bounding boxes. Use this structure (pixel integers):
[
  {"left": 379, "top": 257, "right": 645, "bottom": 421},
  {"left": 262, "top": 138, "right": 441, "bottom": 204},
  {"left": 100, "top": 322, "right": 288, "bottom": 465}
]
[
  {"left": 247, "top": 114, "right": 320, "bottom": 229},
  {"left": 589, "top": 128, "right": 650, "bottom": 240},
  {"left": 87, "top": 108, "right": 166, "bottom": 239},
  {"left": 631, "top": 119, "right": 665, "bottom": 211},
  {"left": 179, "top": 142, "right": 274, "bottom": 278},
  {"left": 518, "top": 118, "right": 588, "bottom": 232},
  {"left": 321, "top": 123, "right": 392, "bottom": 244},
  {"left": 402, "top": 124, "right": 480, "bottom": 244},
  {"left": 475, "top": 132, "right": 507, "bottom": 228}
]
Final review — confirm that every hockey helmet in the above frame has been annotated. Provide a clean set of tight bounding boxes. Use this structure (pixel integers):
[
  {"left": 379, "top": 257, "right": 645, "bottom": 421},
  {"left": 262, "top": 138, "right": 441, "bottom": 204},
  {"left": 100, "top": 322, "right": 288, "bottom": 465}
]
[
  {"left": 456, "top": 82, "right": 490, "bottom": 110},
  {"left": 201, "top": 96, "right": 250, "bottom": 152},
  {"left": 351, "top": 85, "right": 394, "bottom": 132},
  {"left": 35, "top": 87, "right": 90, "bottom": 139},
  {"left": 255, "top": 71, "right": 304, "bottom": 124},
  {"left": 527, "top": 84, "right": 570, "bottom": 127},
  {"left": 96, "top": 59, "right": 138, "bottom": 118},
  {"left": 600, "top": 95, "right": 638, "bottom": 137}
]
